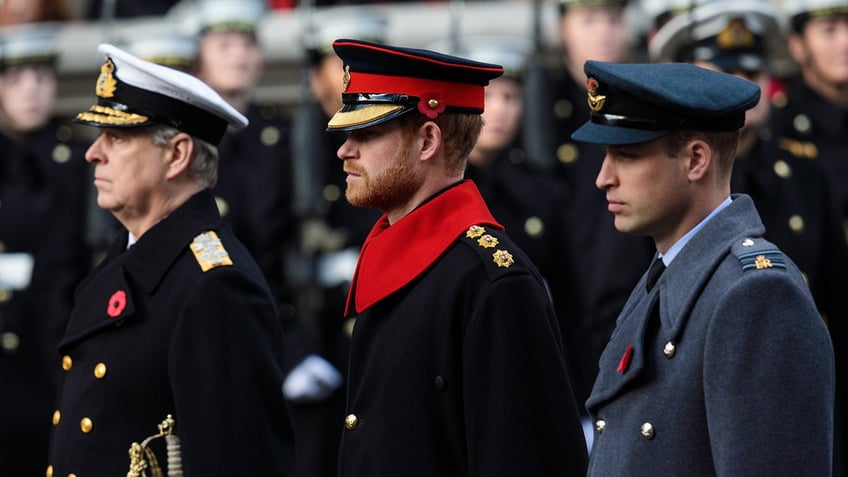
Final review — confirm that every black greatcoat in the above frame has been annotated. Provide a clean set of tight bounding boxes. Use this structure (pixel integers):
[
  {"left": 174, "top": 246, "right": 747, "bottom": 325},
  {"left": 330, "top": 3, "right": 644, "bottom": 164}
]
[
  {"left": 47, "top": 189, "right": 293, "bottom": 477},
  {"left": 338, "top": 180, "right": 588, "bottom": 477}
]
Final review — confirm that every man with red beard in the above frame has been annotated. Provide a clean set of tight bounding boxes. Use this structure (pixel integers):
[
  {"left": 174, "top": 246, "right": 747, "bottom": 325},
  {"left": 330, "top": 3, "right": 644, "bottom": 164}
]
[{"left": 326, "top": 39, "right": 587, "bottom": 476}]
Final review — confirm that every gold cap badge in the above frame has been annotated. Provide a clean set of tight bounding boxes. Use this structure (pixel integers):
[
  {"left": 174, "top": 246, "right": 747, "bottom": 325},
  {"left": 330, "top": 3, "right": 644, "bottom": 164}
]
[
  {"left": 586, "top": 77, "right": 606, "bottom": 112},
  {"left": 96, "top": 59, "right": 117, "bottom": 98}
]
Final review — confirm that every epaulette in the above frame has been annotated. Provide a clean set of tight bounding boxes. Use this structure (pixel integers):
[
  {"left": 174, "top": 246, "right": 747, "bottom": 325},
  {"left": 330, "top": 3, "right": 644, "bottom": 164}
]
[
  {"left": 732, "top": 237, "right": 786, "bottom": 271},
  {"left": 190, "top": 231, "right": 233, "bottom": 272},
  {"left": 463, "top": 225, "right": 516, "bottom": 269}
]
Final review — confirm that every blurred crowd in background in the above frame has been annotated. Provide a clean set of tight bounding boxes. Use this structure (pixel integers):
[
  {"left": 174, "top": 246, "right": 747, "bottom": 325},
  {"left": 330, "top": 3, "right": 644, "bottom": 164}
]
[{"left": 1, "top": 0, "right": 846, "bottom": 475}]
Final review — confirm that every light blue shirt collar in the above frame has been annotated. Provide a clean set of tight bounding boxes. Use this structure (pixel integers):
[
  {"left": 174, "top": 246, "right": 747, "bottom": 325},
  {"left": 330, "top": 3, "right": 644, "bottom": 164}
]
[{"left": 657, "top": 196, "right": 732, "bottom": 266}]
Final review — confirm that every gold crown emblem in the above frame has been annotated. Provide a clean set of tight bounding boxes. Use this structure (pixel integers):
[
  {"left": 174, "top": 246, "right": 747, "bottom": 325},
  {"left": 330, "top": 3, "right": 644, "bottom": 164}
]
[
  {"left": 342, "top": 65, "right": 351, "bottom": 92},
  {"left": 586, "top": 77, "right": 606, "bottom": 112},
  {"left": 717, "top": 18, "right": 755, "bottom": 50},
  {"left": 96, "top": 59, "right": 117, "bottom": 98}
]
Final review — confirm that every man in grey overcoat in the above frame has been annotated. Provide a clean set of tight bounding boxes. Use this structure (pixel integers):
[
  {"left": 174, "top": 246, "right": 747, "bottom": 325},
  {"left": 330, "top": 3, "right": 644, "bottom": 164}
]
[{"left": 572, "top": 60, "right": 835, "bottom": 476}]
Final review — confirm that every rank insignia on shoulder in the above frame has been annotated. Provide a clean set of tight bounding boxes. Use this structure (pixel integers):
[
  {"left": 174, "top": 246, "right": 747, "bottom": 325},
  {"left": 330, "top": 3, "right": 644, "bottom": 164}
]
[
  {"left": 477, "top": 234, "right": 499, "bottom": 249},
  {"left": 466, "top": 225, "right": 485, "bottom": 239},
  {"left": 190, "top": 231, "right": 233, "bottom": 272},
  {"left": 738, "top": 250, "right": 786, "bottom": 271},
  {"left": 492, "top": 249, "right": 514, "bottom": 268}
]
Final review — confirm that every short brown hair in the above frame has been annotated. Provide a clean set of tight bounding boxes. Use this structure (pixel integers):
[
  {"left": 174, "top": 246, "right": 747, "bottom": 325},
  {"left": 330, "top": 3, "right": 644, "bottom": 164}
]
[
  {"left": 662, "top": 129, "right": 740, "bottom": 177},
  {"left": 397, "top": 112, "right": 483, "bottom": 175}
]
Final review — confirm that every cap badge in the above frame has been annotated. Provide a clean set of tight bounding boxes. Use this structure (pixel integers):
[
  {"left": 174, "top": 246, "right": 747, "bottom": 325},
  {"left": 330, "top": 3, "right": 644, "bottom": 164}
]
[
  {"left": 342, "top": 65, "right": 351, "bottom": 92},
  {"left": 717, "top": 19, "right": 755, "bottom": 49},
  {"left": 96, "top": 59, "right": 118, "bottom": 99},
  {"left": 418, "top": 91, "right": 446, "bottom": 119},
  {"left": 492, "top": 249, "right": 514, "bottom": 268},
  {"left": 586, "top": 77, "right": 606, "bottom": 112}
]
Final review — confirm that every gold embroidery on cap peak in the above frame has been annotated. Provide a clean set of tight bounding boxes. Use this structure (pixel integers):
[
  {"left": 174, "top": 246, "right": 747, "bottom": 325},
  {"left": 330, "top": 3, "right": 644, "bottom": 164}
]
[
  {"left": 96, "top": 60, "right": 118, "bottom": 98},
  {"left": 76, "top": 104, "right": 150, "bottom": 126}
]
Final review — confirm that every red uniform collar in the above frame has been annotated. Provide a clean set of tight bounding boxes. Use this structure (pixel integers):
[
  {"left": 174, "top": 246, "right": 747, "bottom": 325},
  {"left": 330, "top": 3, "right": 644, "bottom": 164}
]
[{"left": 345, "top": 180, "right": 502, "bottom": 316}]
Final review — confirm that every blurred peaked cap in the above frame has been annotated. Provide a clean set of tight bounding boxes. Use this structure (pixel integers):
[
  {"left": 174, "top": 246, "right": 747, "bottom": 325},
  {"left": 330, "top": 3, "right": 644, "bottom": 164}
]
[
  {"left": 326, "top": 39, "right": 504, "bottom": 132},
  {"left": 639, "top": 0, "right": 708, "bottom": 29},
  {"left": 571, "top": 61, "right": 760, "bottom": 145},
  {"left": 649, "top": 0, "right": 786, "bottom": 72},
  {"left": 74, "top": 43, "right": 247, "bottom": 146},
  {"left": 560, "top": 0, "right": 629, "bottom": 10},
  {"left": 117, "top": 22, "right": 198, "bottom": 70},
  {"left": 172, "top": 0, "right": 267, "bottom": 36},
  {"left": 0, "top": 22, "right": 60, "bottom": 69},
  {"left": 430, "top": 35, "right": 533, "bottom": 81},
  {"left": 303, "top": 7, "right": 388, "bottom": 56},
  {"left": 780, "top": 0, "right": 848, "bottom": 31}
]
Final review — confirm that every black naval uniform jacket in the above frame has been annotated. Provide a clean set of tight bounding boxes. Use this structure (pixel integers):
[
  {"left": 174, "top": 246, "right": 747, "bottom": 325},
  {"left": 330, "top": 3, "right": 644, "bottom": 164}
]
[
  {"left": 47, "top": 189, "right": 293, "bottom": 477},
  {"left": 338, "top": 180, "right": 588, "bottom": 477},
  {"left": 0, "top": 123, "right": 90, "bottom": 474},
  {"left": 586, "top": 195, "right": 834, "bottom": 476}
]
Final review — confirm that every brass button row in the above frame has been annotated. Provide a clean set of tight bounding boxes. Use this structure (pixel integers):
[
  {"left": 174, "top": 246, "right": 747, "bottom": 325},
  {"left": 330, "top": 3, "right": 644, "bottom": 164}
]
[{"left": 60, "top": 356, "right": 107, "bottom": 379}]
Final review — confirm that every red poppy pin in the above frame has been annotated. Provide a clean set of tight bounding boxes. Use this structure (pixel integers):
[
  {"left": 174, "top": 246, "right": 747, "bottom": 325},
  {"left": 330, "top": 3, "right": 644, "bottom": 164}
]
[
  {"left": 418, "top": 90, "right": 446, "bottom": 119},
  {"left": 107, "top": 290, "right": 127, "bottom": 318},
  {"left": 617, "top": 343, "right": 634, "bottom": 373}
]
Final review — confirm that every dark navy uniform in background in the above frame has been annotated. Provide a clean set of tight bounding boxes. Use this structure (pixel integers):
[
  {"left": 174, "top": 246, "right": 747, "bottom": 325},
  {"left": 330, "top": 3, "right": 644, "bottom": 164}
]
[{"left": 47, "top": 190, "right": 293, "bottom": 476}]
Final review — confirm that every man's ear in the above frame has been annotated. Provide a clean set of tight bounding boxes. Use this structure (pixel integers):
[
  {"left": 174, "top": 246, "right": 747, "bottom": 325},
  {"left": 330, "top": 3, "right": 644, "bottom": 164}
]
[
  {"left": 418, "top": 121, "right": 442, "bottom": 162},
  {"left": 165, "top": 133, "right": 195, "bottom": 180},
  {"left": 686, "top": 138, "right": 712, "bottom": 182},
  {"left": 787, "top": 33, "right": 807, "bottom": 67}
]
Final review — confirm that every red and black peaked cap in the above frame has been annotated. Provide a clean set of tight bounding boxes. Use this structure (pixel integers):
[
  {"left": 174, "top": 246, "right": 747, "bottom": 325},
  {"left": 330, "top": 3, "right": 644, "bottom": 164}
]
[{"left": 327, "top": 39, "right": 504, "bottom": 132}]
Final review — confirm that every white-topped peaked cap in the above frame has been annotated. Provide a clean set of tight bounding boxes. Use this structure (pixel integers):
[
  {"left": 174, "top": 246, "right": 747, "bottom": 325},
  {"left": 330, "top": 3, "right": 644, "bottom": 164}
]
[
  {"left": 172, "top": 0, "right": 267, "bottom": 37},
  {"left": 649, "top": 0, "right": 786, "bottom": 70},
  {"left": 118, "top": 22, "right": 198, "bottom": 70},
  {"left": 74, "top": 43, "right": 247, "bottom": 146},
  {"left": 0, "top": 22, "right": 60, "bottom": 69},
  {"left": 303, "top": 6, "right": 388, "bottom": 55},
  {"left": 780, "top": 0, "right": 848, "bottom": 30}
]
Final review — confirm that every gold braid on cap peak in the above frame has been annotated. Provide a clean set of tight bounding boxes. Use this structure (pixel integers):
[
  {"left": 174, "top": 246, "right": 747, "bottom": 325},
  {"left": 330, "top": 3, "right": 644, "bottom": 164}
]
[
  {"left": 76, "top": 104, "right": 150, "bottom": 126},
  {"left": 126, "top": 415, "right": 183, "bottom": 477}
]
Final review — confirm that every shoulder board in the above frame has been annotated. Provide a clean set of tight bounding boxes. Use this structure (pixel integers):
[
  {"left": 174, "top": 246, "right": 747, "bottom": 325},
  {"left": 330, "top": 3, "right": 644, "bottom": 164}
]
[
  {"left": 732, "top": 237, "right": 786, "bottom": 271},
  {"left": 776, "top": 137, "right": 818, "bottom": 159},
  {"left": 462, "top": 225, "right": 516, "bottom": 269},
  {"left": 190, "top": 231, "right": 233, "bottom": 272}
]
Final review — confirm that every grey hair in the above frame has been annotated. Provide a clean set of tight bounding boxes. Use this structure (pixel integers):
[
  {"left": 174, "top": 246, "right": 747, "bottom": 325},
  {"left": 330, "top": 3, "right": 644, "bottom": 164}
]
[{"left": 148, "top": 124, "right": 219, "bottom": 188}]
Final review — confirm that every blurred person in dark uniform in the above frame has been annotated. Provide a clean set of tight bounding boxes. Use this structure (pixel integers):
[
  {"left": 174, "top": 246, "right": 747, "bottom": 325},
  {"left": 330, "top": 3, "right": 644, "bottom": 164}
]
[
  {"left": 330, "top": 38, "right": 588, "bottom": 476},
  {"left": 46, "top": 43, "right": 293, "bottom": 477},
  {"left": 531, "top": 0, "right": 655, "bottom": 432},
  {"left": 177, "top": 0, "right": 296, "bottom": 311},
  {"left": 771, "top": 0, "right": 848, "bottom": 473},
  {"left": 772, "top": 0, "right": 848, "bottom": 241},
  {"left": 0, "top": 22, "right": 90, "bottom": 475},
  {"left": 282, "top": 11, "right": 386, "bottom": 477},
  {"left": 83, "top": 0, "right": 180, "bottom": 19},
  {"left": 459, "top": 35, "right": 585, "bottom": 439},
  {"left": 573, "top": 60, "right": 834, "bottom": 476}
]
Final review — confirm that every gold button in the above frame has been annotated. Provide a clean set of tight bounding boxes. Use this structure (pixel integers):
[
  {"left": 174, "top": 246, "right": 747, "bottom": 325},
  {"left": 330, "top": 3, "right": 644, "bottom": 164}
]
[
  {"left": 595, "top": 419, "right": 606, "bottom": 433},
  {"left": 323, "top": 184, "right": 341, "bottom": 203},
  {"left": 524, "top": 217, "right": 544, "bottom": 237},
  {"left": 789, "top": 215, "right": 805, "bottom": 234},
  {"left": 0, "top": 288, "right": 12, "bottom": 302},
  {"left": 773, "top": 160, "right": 791, "bottom": 179},
  {"left": 261, "top": 126, "right": 280, "bottom": 146},
  {"left": 342, "top": 318, "right": 356, "bottom": 338},
  {"left": 641, "top": 422, "right": 655, "bottom": 439},
  {"left": 214, "top": 196, "right": 229, "bottom": 218},
  {"left": 45, "top": 464, "right": 53, "bottom": 477},
  {"left": 80, "top": 417, "right": 93, "bottom": 433},
  {"left": 69, "top": 474, "right": 77, "bottom": 477},
  {"left": 52, "top": 144, "right": 71, "bottom": 163},
  {"left": 793, "top": 114, "right": 811, "bottom": 134},
  {"left": 52, "top": 410, "right": 61, "bottom": 426},
  {"left": 344, "top": 413, "right": 359, "bottom": 430},
  {"left": 663, "top": 341, "right": 676, "bottom": 358},
  {"left": 557, "top": 143, "right": 578, "bottom": 164},
  {"left": 62, "top": 355, "right": 73, "bottom": 371},
  {"left": 1, "top": 332, "right": 20, "bottom": 352},
  {"left": 428, "top": 99, "right": 438, "bottom": 109},
  {"left": 94, "top": 362, "right": 107, "bottom": 379}
]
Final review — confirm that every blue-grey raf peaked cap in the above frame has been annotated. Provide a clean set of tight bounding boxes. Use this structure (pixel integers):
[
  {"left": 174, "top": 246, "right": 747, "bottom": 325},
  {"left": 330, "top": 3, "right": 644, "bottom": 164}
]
[{"left": 571, "top": 60, "right": 761, "bottom": 145}]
